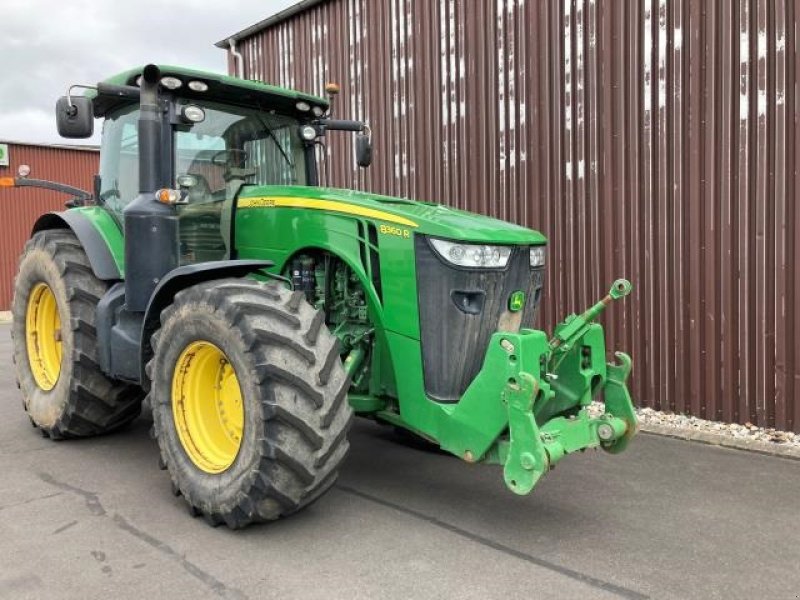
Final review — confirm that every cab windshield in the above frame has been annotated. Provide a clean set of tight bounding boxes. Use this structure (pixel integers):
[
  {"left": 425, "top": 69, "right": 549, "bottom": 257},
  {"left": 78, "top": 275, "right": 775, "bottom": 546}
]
[
  {"left": 172, "top": 102, "right": 307, "bottom": 264},
  {"left": 174, "top": 100, "right": 307, "bottom": 196}
]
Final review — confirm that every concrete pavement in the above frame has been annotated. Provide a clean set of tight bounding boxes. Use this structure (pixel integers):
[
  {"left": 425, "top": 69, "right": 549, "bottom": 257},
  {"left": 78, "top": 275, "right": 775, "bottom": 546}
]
[{"left": 1, "top": 323, "right": 798, "bottom": 599}]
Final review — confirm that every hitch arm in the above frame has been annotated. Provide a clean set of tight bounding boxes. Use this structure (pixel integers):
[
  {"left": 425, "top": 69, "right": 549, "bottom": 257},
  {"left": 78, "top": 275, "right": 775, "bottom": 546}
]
[
  {"left": 601, "top": 351, "right": 637, "bottom": 454},
  {"left": 502, "top": 372, "right": 549, "bottom": 494}
]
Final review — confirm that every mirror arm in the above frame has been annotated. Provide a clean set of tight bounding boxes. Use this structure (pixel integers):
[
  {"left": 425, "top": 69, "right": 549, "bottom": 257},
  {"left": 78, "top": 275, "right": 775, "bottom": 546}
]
[
  {"left": 10, "top": 178, "right": 93, "bottom": 205},
  {"left": 95, "top": 83, "right": 141, "bottom": 101},
  {"left": 319, "top": 118, "right": 366, "bottom": 133},
  {"left": 66, "top": 84, "right": 97, "bottom": 111}
]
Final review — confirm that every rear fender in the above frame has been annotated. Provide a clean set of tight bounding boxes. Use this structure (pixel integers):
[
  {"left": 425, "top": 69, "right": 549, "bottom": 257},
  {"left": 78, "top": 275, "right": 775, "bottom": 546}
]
[{"left": 32, "top": 208, "right": 124, "bottom": 280}]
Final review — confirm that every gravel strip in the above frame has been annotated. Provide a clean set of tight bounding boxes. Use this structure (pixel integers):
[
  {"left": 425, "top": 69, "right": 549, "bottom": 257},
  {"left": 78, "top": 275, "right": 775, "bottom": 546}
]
[{"left": 590, "top": 402, "right": 800, "bottom": 460}]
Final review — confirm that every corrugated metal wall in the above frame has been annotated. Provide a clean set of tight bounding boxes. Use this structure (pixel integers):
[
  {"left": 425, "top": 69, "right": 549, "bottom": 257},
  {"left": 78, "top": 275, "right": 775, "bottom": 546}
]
[
  {"left": 0, "top": 143, "right": 99, "bottom": 310},
  {"left": 231, "top": 0, "right": 799, "bottom": 432}
]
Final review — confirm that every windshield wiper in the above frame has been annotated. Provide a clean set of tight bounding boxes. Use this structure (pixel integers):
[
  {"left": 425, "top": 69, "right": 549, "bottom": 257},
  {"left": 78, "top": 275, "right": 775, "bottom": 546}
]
[{"left": 253, "top": 107, "right": 295, "bottom": 171}]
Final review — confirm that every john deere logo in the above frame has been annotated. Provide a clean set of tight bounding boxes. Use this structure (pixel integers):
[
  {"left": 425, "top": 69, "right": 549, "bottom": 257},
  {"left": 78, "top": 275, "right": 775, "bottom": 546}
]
[
  {"left": 509, "top": 291, "right": 525, "bottom": 312},
  {"left": 0, "top": 144, "right": 7, "bottom": 167}
]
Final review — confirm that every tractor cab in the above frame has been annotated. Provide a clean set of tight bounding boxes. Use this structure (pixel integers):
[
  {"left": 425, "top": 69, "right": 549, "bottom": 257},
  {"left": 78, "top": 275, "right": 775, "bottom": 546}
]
[
  {"left": 84, "top": 66, "right": 367, "bottom": 265},
  {"left": 99, "top": 99, "right": 307, "bottom": 263}
]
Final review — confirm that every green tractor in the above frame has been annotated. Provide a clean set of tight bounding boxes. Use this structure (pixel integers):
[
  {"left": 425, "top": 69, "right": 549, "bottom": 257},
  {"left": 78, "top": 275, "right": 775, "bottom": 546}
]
[{"left": 6, "top": 65, "right": 636, "bottom": 528}]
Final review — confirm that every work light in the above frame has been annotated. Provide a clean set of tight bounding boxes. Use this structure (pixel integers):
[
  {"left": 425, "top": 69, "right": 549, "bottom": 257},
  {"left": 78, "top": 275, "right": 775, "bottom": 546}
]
[
  {"left": 181, "top": 105, "right": 206, "bottom": 123},
  {"left": 160, "top": 76, "right": 183, "bottom": 90},
  {"left": 187, "top": 80, "right": 208, "bottom": 92},
  {"left": 300, "top": 125, "right": 318, "bottom": 141}
]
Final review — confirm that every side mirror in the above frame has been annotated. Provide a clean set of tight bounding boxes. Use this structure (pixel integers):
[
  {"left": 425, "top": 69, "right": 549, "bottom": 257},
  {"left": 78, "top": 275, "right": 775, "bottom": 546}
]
[
  {"left": 56, "top": 96, "right": 94, "bottom": 138},
  {"left": 356, "top": 132, "right": 373, "bottom": 168}
]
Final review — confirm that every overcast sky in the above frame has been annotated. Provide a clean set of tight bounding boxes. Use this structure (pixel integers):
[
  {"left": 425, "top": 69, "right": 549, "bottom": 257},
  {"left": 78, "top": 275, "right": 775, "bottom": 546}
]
[{"left": 0, "top": 0, "right": 297, "bottom": 146}]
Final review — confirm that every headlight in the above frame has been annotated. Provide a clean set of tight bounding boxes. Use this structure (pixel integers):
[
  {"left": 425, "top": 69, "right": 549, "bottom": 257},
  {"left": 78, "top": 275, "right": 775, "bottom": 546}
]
[
  {"left": 430, "top": 238, "right": 512, "bottom": 268},
  {"left": 530, "top": 246, "right": 546, "bottom": 268}
]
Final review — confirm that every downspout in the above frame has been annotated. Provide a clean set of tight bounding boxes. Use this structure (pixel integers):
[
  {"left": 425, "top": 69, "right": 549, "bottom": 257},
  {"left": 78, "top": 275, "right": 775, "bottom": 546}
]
[{"left": 228, "top": 38, "right": 244, "bottom": 79}]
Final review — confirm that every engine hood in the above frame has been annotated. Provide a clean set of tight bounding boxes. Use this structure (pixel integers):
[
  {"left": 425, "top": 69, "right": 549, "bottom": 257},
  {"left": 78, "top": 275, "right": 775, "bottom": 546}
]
[{"left": 238, "top": 185, "right": 547, "bottom": 245}]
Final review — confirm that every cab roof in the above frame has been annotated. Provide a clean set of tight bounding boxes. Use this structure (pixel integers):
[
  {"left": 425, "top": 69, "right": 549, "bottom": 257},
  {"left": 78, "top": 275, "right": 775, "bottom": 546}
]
[{"left": 94, "top": 64, "right": 328, "bottom": 117}]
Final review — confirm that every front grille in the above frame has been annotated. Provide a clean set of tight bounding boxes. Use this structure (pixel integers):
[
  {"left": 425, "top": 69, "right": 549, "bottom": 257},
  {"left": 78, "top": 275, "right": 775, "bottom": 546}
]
[{"left": 415, "top": 235, "right": 544, "bottom": 402}]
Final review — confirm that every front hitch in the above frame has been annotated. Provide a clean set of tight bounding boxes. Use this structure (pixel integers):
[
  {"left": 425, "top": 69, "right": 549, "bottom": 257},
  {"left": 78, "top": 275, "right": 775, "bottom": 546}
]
[
  {"left": 498, "top": 279, "right": 636, "bottom": 494},
  {"left": 414, "top": 279, "right": 636, "bottom": 497}
]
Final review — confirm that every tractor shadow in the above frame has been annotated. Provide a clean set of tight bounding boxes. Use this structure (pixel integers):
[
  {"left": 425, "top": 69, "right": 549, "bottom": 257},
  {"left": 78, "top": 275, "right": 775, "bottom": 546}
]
[
  {"left": 331, "top": 419, "right": 594, "bottom": 541},
  {"left": 37, "top": 410, "right": 598, "bottom": 545}
]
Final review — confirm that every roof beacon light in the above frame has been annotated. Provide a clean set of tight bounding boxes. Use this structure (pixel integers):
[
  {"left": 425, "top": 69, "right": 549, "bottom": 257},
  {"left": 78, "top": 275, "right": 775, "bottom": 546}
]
[
  {"left": 325, "top": 83, "right": 341, "bottom": 116},
  {"left": 0, "top": 177, "right": 16, "bottom": 187}
]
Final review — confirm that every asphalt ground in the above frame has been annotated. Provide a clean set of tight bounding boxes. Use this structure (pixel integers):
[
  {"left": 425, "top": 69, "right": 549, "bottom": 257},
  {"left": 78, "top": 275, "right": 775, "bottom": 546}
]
[{"left": 0, "top": 323, "right": 798, "bottom": 600}]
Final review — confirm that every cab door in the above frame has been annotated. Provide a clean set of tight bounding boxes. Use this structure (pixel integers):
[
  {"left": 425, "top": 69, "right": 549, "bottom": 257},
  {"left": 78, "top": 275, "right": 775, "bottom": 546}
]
[{"left": 173, "top": 131, "right": 230, "bottom": 264}]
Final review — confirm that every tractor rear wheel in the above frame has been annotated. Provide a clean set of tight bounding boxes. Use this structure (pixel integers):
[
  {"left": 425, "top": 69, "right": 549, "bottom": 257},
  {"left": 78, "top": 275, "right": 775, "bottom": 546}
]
[
  {"left": 148, "top": 279, "right": 352, "bottom": 528},
  {"left": 11, "top": 229, "right": 142, "bottom": 438}
]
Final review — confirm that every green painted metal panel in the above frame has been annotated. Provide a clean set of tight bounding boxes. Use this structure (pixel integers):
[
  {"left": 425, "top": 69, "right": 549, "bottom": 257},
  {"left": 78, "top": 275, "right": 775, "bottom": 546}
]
[{"left": 69, "top": 206, "right": 125, "bottom": 277}]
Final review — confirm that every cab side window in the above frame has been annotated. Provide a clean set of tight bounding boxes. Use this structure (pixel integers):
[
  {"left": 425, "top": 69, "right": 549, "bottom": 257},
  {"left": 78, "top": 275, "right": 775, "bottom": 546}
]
[{"left": 98, "top": 105, "right": 139, "bottom": 220}]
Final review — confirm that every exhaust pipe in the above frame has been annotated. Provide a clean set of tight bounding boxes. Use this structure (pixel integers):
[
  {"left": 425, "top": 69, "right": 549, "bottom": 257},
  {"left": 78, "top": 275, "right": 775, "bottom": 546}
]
[
  {"left": 122, "top": 64, "right": 180, "bottom": 312},
  {"left": 137, "top": 64, "right": 162, "bottom": 195}
]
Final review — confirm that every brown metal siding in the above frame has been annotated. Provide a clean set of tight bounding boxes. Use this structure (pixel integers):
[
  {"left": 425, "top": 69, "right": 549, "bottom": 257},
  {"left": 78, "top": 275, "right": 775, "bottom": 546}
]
[
  {"left": 0, "top": 143, "right": 99, "bottom": 311},
  {"left": 233, "top": 0, "right": 800, "bottom": 432}
]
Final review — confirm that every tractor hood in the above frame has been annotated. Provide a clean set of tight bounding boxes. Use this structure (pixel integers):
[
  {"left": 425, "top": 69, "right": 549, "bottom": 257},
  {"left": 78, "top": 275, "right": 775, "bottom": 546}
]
[{"left": 238, "top": 186, "right": 547, "bottom": 245}]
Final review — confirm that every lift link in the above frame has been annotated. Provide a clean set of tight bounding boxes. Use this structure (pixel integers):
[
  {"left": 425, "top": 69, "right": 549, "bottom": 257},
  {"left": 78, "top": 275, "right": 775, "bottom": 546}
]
[{"left": 549, "top": 279, "right": 632, "bottom": 352}]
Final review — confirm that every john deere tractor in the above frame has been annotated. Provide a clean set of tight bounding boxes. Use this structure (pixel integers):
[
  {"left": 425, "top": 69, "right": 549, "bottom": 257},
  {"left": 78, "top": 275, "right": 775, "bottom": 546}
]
[{"left": 5, "top": 65, "right": 636, "bottom": 528}]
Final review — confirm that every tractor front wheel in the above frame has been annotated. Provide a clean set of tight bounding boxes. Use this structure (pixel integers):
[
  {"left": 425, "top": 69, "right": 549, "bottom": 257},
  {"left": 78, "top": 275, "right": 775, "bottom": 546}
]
[{"left": 149, "top": 279, "right": 352, "bottom": 528}]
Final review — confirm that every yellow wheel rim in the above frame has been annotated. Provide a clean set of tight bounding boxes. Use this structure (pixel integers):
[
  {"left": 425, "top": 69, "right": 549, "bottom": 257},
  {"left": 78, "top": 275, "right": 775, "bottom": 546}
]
[
  {"left": 171, "top": 341, "right": 244, "bottom": 474},
  {"left": 25, "top": 283, "right": 63, "bottom": 391}
]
